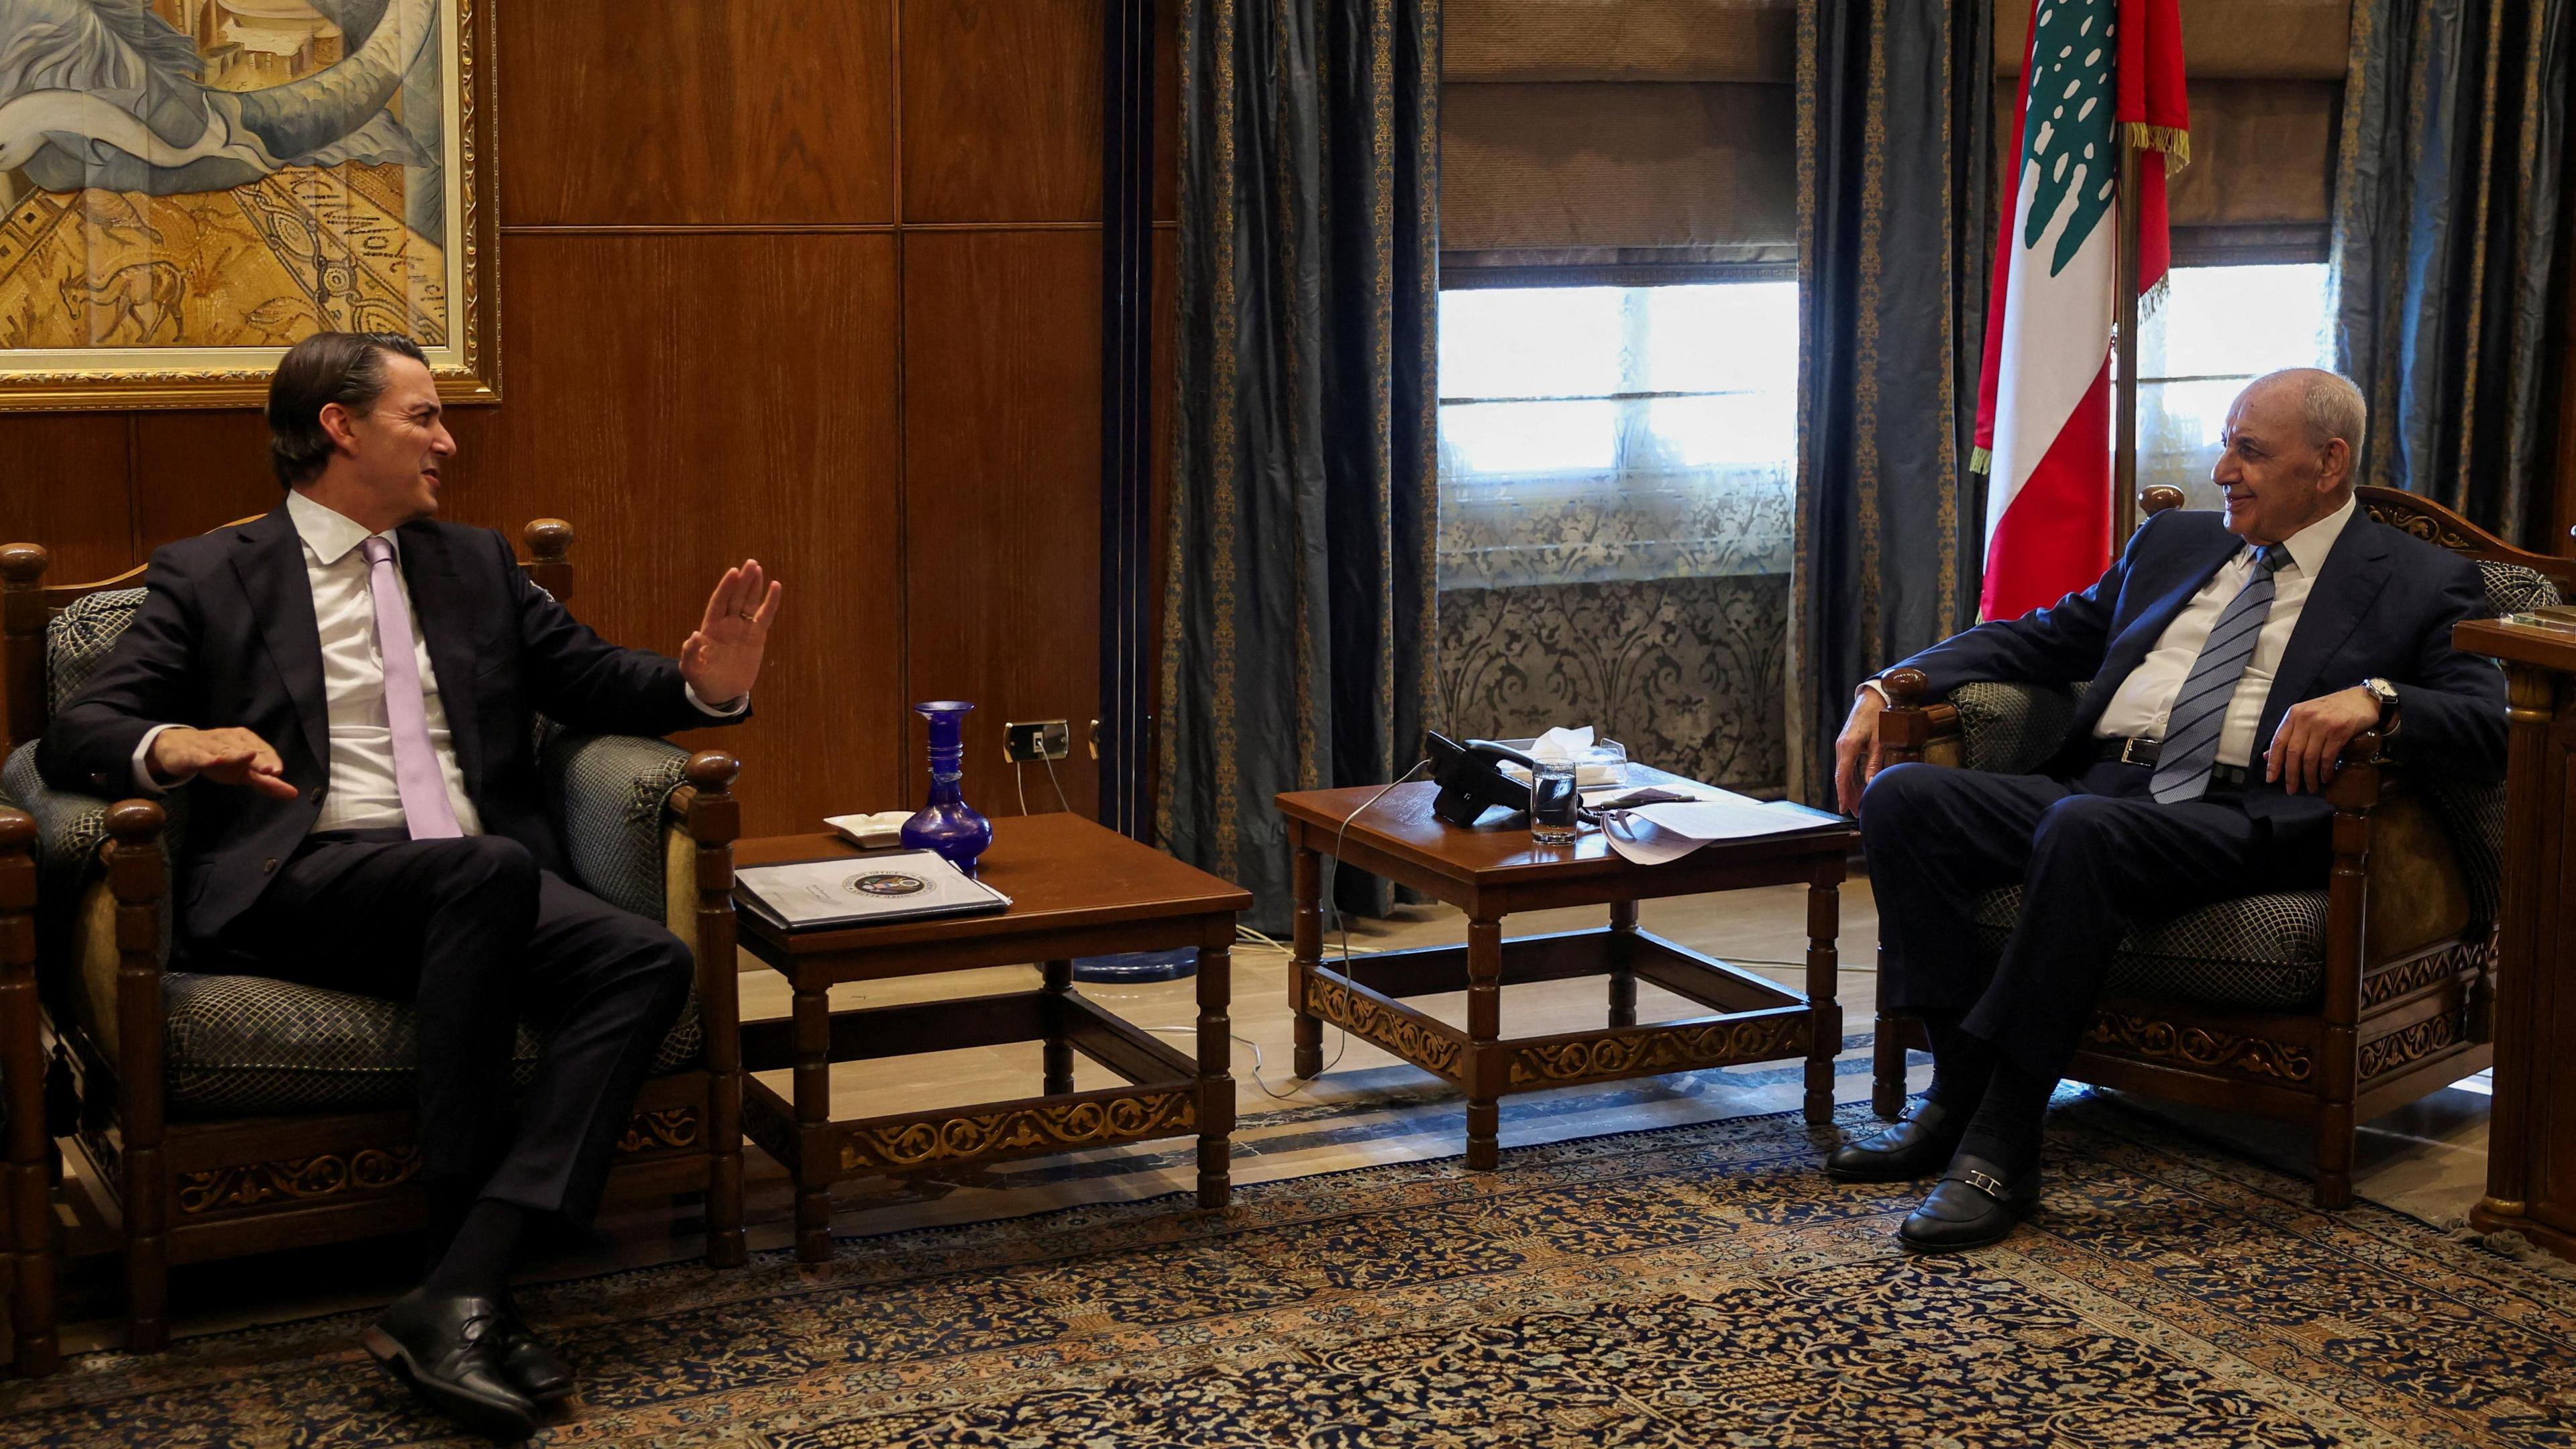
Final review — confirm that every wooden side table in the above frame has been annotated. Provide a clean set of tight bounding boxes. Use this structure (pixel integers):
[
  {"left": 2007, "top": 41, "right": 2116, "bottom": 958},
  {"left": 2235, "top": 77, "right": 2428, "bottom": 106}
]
[
  {"left": 2457, "top": 616, "right": 2576, "bottom": 1263},
  {"left": 734, "top": 815, "right": 1251, "bottom": 1262},
  {"left": 1279, "top": 774, "right": 1856, "bottom": 1171}
]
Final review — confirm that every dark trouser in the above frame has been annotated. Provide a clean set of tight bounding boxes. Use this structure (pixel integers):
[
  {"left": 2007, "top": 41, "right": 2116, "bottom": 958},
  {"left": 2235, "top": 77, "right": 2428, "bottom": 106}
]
[
  {"left": 1860, "top": 759, "right": 2331, "bottom": 1083},
  {"left": 211, "top": 831, "right": 694, "bottom": 1226}
]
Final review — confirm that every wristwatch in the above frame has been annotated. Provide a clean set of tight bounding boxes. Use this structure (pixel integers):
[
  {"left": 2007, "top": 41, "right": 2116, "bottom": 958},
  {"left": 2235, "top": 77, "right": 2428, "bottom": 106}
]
[{"left": 2361, "top": 677, "right": 2401, "bottom": 734}]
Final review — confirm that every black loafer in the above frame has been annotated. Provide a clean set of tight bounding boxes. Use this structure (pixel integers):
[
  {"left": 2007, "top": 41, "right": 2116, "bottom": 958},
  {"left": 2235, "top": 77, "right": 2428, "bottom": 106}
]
[
  {"left": 1824, "top": 1099, "right": 1963, "bottom": 1182},
  {"left": 361, "top": 1289, "right": 537, "bottom": 1441},
  {"left": 1898, "top": 1153, "right": 2042, "bottom": 1252},
  {"left": 496, "top": 1308, "right": 574, "bottom": 1405}
]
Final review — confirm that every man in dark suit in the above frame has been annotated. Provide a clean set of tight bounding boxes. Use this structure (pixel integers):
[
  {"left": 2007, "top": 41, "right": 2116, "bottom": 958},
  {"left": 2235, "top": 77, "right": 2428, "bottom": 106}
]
[
  {"left": 1829, "top": 368, "right": 2504, "bottom": 1252},
  {"left": 39, "top": 332, "right": 783, "bottom": 1436}
]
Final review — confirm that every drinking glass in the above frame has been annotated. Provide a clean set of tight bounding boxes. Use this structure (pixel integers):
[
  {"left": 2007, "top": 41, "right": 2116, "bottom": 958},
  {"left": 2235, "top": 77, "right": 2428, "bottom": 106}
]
[{"left": 1529, "top": 760, "right": 1580, "bottom": 845}]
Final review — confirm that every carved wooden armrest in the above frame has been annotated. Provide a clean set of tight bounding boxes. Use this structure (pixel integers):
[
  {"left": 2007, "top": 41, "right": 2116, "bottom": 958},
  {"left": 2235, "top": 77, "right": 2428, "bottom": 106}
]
[
  {"left": 1, "top": 806, "right": 36, "bottom": 1077},
  {"left": 662, "top": 754, "right": 741, "bottom": 1142},
  {"left": 92, "top": 801, "right": 169, "bottom": 1089},
  {"left": 1875, "top": 668, "right": 1957, "bottom": 767}
]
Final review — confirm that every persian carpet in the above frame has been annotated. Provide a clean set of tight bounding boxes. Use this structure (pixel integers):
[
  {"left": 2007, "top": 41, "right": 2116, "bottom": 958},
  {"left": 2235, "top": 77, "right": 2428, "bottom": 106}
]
[{"left": 3, "top": 1093, "right": 2571, "bottom": 1447}]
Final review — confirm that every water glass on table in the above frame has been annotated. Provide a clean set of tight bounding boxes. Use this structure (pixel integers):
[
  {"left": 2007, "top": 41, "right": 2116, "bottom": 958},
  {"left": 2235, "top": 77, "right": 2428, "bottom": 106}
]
[{"left": 1529, "top": 760, "right": 1580, "bottom": 845}]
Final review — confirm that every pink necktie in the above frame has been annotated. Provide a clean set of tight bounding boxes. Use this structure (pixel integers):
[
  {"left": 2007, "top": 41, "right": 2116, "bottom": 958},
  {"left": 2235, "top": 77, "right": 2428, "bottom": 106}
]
[{"left": 361, "top": 537, "right": 464, "bottom": 839}]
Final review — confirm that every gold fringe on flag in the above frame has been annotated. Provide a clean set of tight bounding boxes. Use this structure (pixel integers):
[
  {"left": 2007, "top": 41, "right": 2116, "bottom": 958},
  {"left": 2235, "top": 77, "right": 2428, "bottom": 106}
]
[
  {"left": 1969, "top": 445, "right": 1993, "bottom": 475},
  {"left": 2123, "top": 121, "right": 2191, "bottom": 176},
  {"left": 2136, "top": 270, "right": 2172, "bottom": 323}
]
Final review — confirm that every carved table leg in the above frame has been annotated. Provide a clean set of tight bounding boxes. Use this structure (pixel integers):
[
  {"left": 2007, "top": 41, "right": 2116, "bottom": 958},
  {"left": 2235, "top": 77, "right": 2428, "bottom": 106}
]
[
  {"left": 1042, "top": 959, "right": 1075, "bottom": 1096},
  {"left": 1608, "top": 900, "right": 1639, "bottom": 1028},
  {"left": 1290, "top": 845, "right": 1324, "bottom": 1077},
  {"left": 1805, "top": 875, "right": 1841, "bottom": 1126},
  {"left": 1466, "top": 915, "right": 1503, "bottom": 1171},
  {"left": 792, "top": 980, "right": 833, "bottom": 1264},
  {"left": 1197, "top": 938, "right": 1235, "bottom": 1208}
]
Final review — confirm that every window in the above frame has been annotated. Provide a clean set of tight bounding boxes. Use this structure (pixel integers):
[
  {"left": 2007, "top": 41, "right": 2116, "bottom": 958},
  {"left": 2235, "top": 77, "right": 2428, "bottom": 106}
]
[
  {"left": 2135, "top": 263, "right": 2337, "bottom": 507},
  {"left": 1436, "top": 281, "right": 1800, "bottom": 591}
]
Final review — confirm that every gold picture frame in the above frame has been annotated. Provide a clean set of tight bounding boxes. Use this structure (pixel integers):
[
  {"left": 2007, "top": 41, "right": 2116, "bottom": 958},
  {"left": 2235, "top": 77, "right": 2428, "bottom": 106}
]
[{"left": 0, "top": 0, "right": 498, "bottom": 411}]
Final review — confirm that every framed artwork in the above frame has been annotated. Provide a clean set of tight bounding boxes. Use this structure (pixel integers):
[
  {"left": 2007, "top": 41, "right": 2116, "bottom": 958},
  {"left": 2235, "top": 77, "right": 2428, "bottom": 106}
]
[{"left": 0, "top": 0, "right": 496, "bottom": 411}]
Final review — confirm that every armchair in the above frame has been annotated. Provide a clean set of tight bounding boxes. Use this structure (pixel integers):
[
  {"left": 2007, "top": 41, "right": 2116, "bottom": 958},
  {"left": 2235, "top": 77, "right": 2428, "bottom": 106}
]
[
  {"left": 1868, "top": 486, "right": 2573, "bottom": 1209},
  {"left": 0, "top": 519, "right": 747, "bottom": 1361}
]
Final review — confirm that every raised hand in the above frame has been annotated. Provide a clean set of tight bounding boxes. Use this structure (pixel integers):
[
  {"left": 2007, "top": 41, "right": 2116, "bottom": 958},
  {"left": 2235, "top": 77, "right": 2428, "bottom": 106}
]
[
  {"left": 680, "top": 559, "right": 784, "bottom": 707},
  {"left": 147, "top": 726, "right": 299, "bottom": 798}
]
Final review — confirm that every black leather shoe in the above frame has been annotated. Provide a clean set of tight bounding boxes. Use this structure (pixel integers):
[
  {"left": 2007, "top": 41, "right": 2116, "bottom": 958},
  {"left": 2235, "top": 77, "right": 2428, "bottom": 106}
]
[
  {"left": 496, "top": 1308, "right": 574, "bottom": 1405},
  {"left": 361, "top": 1289, "right": 537, "bottom": 1440},
  {"left": 1823, "top": 1100, "right": 1963, "bottom": 1182},
  {"left": 1898, "top": 1153, "right": 2042, "bottom": 1252}
]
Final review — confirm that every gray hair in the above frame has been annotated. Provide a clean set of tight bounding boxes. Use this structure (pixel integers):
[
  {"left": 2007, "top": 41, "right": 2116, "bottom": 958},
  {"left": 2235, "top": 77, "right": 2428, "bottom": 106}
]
[{"left": 2250, "top": 367, "right": 2367, "bottom": 456}]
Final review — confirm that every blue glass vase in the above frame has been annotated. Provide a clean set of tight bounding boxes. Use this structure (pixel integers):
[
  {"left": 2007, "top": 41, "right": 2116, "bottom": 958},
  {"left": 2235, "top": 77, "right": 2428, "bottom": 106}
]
[{"left": 901, "top": 700, "right": 992, "bottom": 877}]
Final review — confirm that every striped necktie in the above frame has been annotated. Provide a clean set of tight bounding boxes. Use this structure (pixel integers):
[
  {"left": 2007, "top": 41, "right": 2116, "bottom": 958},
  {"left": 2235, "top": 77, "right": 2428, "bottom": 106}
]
[{"left": 2148, "top": 543, "right": 2290, "bottom": 804}]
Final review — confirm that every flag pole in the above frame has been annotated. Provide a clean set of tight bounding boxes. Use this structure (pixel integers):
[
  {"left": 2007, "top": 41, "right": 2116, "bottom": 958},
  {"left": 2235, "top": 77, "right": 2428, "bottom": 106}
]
[{"left": 2113, "top": 143, "right": 2143, "bottom": 540}]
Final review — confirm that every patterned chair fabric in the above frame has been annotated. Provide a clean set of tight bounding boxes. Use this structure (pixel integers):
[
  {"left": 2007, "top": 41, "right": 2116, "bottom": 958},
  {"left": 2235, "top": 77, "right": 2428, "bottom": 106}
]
[
  {"left": 1943, "top": 561, "right": 2555, "bottom": 1008},
  {"left": 45, "top": 588, "right": 144, "bottom": 718},
  {"left": 165, "top": 972, "right": 702, "bottom": 1118},
  {"left": 15, "top": 602, "right": 708, "bottom": 1119},
  {"left": 1970, "top": 884, "right": 2329, "bottom": 1010}
]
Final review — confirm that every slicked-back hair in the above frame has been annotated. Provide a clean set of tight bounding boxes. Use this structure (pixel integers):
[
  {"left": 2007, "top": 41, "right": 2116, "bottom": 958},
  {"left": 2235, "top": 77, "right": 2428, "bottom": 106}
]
[{"left": 266, "top": 332, "right": 429, "bottom": 488}]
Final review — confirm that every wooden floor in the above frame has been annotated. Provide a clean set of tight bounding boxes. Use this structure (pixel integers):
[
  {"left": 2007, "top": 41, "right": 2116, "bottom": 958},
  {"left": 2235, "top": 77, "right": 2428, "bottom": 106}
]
[{"left": 21, "top": 873, "right": 2497, "bottom": 1361}]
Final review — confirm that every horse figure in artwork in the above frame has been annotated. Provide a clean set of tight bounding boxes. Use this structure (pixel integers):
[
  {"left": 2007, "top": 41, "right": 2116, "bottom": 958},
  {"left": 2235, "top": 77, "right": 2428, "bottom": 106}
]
[{"left": 58, "top": 260, "right": 186, "bottom": 344}]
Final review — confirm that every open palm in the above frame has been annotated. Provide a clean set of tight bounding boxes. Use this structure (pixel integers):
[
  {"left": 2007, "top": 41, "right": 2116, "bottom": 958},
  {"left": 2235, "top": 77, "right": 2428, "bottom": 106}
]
[{"left": 680, "top": 559, "right": 783, "bottom": 706}]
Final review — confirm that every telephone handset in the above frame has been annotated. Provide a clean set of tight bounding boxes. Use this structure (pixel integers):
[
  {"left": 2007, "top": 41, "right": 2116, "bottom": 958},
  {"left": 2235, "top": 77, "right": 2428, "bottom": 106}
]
[{"left": 1425, "top": 731, "right": 1540, "bottom": 827}]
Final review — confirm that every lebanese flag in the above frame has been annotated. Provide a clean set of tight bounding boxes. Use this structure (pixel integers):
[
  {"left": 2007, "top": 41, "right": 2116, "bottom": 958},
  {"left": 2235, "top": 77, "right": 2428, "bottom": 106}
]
[{"left": 1972, "top": 0, "right": 2188, "bottom": 621}]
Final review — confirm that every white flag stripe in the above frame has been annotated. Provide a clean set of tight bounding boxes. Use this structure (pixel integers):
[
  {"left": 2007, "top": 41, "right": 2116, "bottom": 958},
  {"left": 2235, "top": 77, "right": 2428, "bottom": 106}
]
[{"left": 1982, "top": 149, "right": 2118, "bottom": 544}]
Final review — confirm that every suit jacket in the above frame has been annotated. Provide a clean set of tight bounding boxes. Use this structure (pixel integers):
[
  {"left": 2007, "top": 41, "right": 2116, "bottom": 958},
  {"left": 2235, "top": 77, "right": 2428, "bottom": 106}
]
[
  {"left": 38, "top": 506, "right": 745, "bottom": 943},
  {"left": 1888, "top": 506, "right": 2506, "bottom": 826}
]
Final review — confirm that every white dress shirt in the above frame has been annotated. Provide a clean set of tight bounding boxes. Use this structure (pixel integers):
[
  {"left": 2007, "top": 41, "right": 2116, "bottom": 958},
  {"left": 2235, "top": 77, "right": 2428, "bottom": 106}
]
[
  {"left": 2090, "top": 494, "right": 2357, "bottom": 767},
  {"left": 132, "top": 494, "right": 745, "bottom": 830}
]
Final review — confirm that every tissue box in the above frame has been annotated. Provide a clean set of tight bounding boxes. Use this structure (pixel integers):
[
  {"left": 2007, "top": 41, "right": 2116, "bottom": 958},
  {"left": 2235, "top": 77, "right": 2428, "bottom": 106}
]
[{"left": 1495, "top": 738, "right": 1631, "bottom": 788}]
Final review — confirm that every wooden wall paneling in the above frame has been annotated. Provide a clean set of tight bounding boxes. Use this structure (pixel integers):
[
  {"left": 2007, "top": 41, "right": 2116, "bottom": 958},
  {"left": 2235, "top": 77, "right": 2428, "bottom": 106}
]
[
  {"left": 0, "top": 416, "right": 133, "bottom": 584},
  {"left": 468, "top": 233, "right": 908, "bottom": 837},
  {"left": 502, "top": 0, "right": 900, "bottom": 227},
  {"left": 902, "top": 0, "right": 1107, "bottom": 223},
  {"left": 131, "top": 413, "right": 288, "bottom": 549},
  {"left": 902, "top": 231, "right": 1104, "bottom": 820}
]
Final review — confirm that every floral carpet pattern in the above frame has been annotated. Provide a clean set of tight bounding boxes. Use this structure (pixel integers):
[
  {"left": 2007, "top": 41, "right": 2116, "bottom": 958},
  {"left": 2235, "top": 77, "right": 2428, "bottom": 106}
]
[{"left": 4, "top": 1095, "right": 2572, "bottom": 1447}]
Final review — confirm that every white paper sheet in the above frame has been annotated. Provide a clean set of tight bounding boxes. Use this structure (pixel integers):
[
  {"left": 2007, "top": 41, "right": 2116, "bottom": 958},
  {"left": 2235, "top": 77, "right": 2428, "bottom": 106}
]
[
  {"left": 1599, "top": 814, "right": 1710, "bottom": 866},
  {"left": 1599, "top": 788, "right": 1825, "bottom": 865}
]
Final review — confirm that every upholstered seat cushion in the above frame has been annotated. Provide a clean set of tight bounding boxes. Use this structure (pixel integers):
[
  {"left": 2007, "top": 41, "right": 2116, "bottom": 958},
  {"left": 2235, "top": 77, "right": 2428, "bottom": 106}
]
[
  {"left": 1969, "top": 885, "right": 2328, "bottom": 1010},
  {"left": 164, "top": 972, "right": 703, "bottom": 1119}
]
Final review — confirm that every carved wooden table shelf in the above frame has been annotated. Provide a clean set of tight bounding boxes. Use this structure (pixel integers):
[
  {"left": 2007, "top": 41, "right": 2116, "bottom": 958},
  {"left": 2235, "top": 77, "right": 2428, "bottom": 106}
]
[
  {"left": 1279, "top": 771, "right": 1855, "bottom": 1171},
  {"left": 735, "top": 815, "right": 1250, "bottom": 1262}
]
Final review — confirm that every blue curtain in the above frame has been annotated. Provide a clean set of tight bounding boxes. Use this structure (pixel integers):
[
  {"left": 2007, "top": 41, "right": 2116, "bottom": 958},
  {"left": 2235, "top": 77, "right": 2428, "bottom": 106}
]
[
  {"left": 2334, "top": 0, "right": 2571, "bottom": 546},
  {"left": 1157, "top": 0, "right": 1442, "bottom": 931},
  {"left": 1786, "top": 0, "right": 1995, "bottom": 806}
]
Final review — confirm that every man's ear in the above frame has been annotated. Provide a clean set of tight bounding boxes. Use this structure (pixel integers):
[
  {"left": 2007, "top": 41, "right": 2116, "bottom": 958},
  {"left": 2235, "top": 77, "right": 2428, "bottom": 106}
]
[
  {"left": 2316, "top": 437, "right": 2352, "bottom": 493},
  {"left": 317, "top": 400, "right": 363, "bottom": 453}
]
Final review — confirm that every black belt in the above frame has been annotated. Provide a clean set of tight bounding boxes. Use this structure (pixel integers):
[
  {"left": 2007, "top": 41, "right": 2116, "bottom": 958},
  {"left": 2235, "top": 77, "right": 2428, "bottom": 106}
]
[{"left": 2097, "top": 737, "right": 2249, "bottom": 790}]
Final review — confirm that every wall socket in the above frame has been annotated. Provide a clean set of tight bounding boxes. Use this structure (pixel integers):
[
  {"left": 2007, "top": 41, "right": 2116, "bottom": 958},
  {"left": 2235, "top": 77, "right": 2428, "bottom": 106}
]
[{"left": 1004, "top": 719, "right": 1072, "bottom": 763}]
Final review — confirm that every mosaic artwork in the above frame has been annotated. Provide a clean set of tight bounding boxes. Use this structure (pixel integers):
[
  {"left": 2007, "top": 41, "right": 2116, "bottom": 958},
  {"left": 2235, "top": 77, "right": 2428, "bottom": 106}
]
[
  {"left": 0, "top": 0, "right": 489, "bottom": 407},
  {"left": 5, "top": 1094, "right": 2571, "bottom": 1446}
]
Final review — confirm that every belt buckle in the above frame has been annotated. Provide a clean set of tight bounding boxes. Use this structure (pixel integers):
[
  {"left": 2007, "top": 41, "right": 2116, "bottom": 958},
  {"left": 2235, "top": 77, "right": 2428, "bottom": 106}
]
[{"left": 2119, "top": 738, "right": 2154, "bottom": 767}]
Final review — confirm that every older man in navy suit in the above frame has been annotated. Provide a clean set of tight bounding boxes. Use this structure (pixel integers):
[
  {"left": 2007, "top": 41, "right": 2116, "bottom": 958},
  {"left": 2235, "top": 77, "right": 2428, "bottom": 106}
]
[
  {"left": 40, "top": 332, "right": 783, "bottom": 1436},
  {"left": 1830, "top": 368, "right": 2505, "bottom": 1251}
]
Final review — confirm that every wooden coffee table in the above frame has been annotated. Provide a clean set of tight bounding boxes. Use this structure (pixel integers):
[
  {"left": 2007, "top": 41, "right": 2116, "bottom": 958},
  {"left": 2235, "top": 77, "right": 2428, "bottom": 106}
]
[
  {"left": 1280, "top": 773, "right": 1855, "bottom": 1170},
  {"left": 734, "top": 814, "right": 1251, "bottom": 1261}
]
